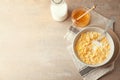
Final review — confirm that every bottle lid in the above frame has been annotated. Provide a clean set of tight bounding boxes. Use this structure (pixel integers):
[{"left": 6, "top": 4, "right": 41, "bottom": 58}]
[{"left": 52, "top": 0, "right": 63, "bottom": 4}]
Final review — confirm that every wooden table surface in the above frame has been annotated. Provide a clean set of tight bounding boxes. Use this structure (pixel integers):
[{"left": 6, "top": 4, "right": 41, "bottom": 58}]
[{"left": 0, "top": 0, "right": 120, "bottom": 80}]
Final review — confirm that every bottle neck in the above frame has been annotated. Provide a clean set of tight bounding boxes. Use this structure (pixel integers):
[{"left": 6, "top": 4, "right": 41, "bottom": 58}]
[{"left": 51, "top": 0, "right": 64, "bottom": 5}]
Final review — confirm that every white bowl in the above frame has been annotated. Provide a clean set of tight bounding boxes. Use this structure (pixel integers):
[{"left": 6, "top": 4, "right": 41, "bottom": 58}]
[{"left": 73, "top": 27, "right": 115, "bottom": 67}]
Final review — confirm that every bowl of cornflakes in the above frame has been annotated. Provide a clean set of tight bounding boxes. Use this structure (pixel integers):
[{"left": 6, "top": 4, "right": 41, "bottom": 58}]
[{"left": 73, "top": 27, "right": 114, "bottom": 67}]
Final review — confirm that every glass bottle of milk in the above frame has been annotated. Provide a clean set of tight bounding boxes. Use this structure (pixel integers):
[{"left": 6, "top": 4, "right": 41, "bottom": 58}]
[{"left": 50, "top": 0, "right": 68, "bottom": 21}]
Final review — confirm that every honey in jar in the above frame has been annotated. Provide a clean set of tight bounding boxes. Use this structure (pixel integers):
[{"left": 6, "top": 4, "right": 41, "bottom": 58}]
[{"left": 71, "top": 8, "right": 91, "bottom": 27}]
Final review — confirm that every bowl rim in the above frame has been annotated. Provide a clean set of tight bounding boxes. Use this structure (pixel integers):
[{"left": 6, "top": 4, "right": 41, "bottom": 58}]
[{"left": 72, "top": 27, "right": 115, "bottom": 67}]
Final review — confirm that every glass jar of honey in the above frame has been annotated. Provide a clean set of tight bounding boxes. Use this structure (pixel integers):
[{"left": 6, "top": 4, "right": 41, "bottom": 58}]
[{"left": 71, "top": 7, "right": 91, "bottom": 28}]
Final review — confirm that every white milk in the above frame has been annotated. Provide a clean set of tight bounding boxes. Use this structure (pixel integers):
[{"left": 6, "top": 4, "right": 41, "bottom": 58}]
[{"left": 50, "top": 0, "right": 68, "bottom": 21}]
